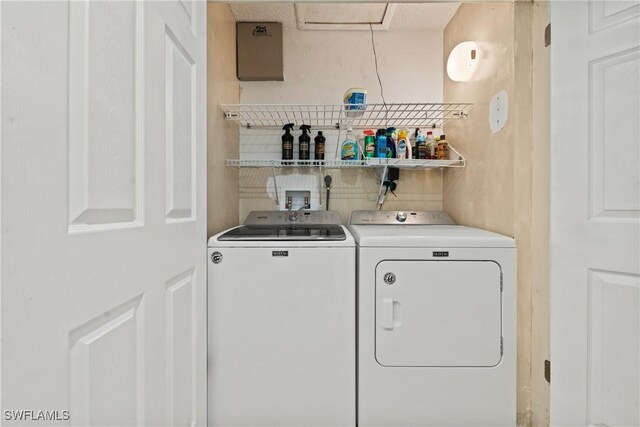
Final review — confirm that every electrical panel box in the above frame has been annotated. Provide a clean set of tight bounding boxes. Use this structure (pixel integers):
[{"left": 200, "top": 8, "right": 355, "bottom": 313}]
[{"left": 237, "top": 22, "right": 284, "bottom": 81}]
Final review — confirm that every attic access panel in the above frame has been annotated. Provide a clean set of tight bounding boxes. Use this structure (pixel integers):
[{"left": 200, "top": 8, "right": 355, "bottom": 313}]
[{"left": 295, "top": 3, "right": 398, "bottom": 31}]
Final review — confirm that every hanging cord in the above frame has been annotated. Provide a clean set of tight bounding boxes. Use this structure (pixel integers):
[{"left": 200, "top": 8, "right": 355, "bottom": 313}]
[
  {"left": 333, "top": 128, "right": 342, "bottom": 160},
  {"left": 370, "top": 23, "right": 389, "bottom": 126},
  {"left": 377, "top": 180, "right": 397, "bottom": 210}
]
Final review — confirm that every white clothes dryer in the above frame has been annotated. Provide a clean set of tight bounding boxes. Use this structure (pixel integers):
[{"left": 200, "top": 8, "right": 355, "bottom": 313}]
[{"left": 349, "top": 210, "right": 516, "bottom": 426}]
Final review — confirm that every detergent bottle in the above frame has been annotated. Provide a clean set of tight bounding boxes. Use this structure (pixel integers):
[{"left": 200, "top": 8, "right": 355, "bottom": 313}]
[
  {"left": 386, "top": 127, "right": 397, "bottom": 158},
  {"left": 375, "top": 129, "right": 387, "bottom": 158},
  {"left": 363, "top": 130, "right": 376, "bottom": 158},
  {"left": 396, "top": 130, "right": 412, "bottom": 159},
  {"left": 341, "top": 128, "right": 359, "bottom": 160}
]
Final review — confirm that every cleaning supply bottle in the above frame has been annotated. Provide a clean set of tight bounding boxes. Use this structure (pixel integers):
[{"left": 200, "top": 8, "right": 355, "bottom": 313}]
[
  {"left": 314, "top": 131, "right": 325, "bottom": 165},
  {"left": 375, "top": 129, "right": 387, "bottom": 158},
  {"left": 282, "top": 123, "right": 295, "bottom": 165},
  {"left": 396, "top": 130, "right": 412, "bottom": 159},
  {"left": 437, "top": 134, "right": 449, "bottom": 159},
  {"left": 386, "top": 127, "right": 397, "bottom": 159},
  {"left": 363, "top": 130, "right": 376, "bottom": 158},
  {"left": 415, "top": 128, "right": 426, "bottom": 159},
  {"left": 298, "top": 125, "right": 311, "bottom": 163},
  {"left": 410, "top": 129, "right": 418, "bottom": 159},
  {"left": 426, "top": 131, "right": 436, "bottom": 159},
  {"left": 341, "top": 128, "right": 359, "bottom": 160}
]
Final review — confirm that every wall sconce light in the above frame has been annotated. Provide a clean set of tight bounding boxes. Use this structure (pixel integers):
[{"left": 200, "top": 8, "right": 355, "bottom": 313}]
[{"left": 446, "top": 41, "right": 479, "bottom": 82}]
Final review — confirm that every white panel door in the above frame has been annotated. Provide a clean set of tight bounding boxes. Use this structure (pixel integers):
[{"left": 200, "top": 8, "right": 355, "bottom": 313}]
[
  {"left": 550, "top": 1, "right": 640, "bottom": 425},
  {"left": 1, "top": 1, "right": 206, "bottom": 426},
  {"left": 375, "top": 260, "right": 502, "bottom": 367}
]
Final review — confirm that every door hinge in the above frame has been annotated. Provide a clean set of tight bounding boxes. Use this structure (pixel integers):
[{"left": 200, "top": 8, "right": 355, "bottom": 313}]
[
  {"left": 500, "top": 272, "right": 503, "bottom": 292},
  {"left": 544, "top": 23, "right": 551, "bottom": 47},
  {"left": 500, "top": 337, "right": 504, "bottom": 356},
  {"left": 545, "top": 359, "right": 551, "bottom": 383}
]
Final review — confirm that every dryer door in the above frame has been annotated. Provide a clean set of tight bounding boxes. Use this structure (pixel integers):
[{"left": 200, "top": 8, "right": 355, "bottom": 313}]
[{"left": 375, "top": 260, "right": 502, "bottom": 367}]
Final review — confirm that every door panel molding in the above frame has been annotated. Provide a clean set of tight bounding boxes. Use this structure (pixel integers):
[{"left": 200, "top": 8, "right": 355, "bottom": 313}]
[
  {"left": 68, "top": 1, "right": 145, "bottom": 233},
  {"left": 69, "top": 295, "right": 145, "bottom": 426},
  {"left": 165, "top": 268, "right": 197, "bottom": 426}
]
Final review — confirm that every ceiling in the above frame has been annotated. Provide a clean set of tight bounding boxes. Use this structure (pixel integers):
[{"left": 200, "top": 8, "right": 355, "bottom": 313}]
[{"left": 230, "top": 2, "right": 461, "bottom": 31}]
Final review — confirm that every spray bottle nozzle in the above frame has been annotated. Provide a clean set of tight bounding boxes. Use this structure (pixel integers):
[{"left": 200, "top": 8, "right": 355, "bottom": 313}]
[
  {"left": 282, "top": 123, "right": 295, "bottom": 131},
  {"left": 300, "top": 124, "right": 311, "bottom": 133}
]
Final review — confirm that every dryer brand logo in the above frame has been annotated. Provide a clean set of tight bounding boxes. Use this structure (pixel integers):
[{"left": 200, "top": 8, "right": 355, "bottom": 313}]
[
  {"left": 211, "top": 251, "right": 223, "bottom": 264},
  {"left": 272, "top": 251, "right": 289, "bottom": 257},
  {"left": 433, "top": 251, "right": 450, "bottom": 257},
  {"left": 383, "top": 272, "right": 396, "bottom": 285}
]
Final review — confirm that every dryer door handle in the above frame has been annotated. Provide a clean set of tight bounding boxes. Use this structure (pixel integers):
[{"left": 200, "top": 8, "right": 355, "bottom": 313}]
[
  {"left": 382, "top": 298, "right": 394, "bottom": 330},
  {"left": 382, "top": 298, "right": 402, "bottom": 330}
]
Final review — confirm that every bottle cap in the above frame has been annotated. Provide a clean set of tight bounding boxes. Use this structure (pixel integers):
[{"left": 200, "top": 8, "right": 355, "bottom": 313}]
[
  {"left": 440, "top": 134, "right": 446, "bottom": 139},
  {"left": 318, "top": 131, "right": 323, "bottom": 135},
  {"left": 427, "top": 131, "right": 433, "bottom": 135}
]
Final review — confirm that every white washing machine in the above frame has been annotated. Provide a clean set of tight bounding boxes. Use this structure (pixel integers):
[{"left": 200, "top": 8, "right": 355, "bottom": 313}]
[
  {"left": 349, "top": 211, "right": 516, "bottom": 426},
  {"left": 208, "top": 210, "right": 356, "bottom": 427}
]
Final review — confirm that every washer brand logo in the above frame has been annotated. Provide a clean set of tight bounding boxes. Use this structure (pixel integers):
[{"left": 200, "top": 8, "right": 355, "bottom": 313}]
[
  {"left": 383, "top": 272, "right": 396, "bottom": 285},
  {"left": 211, "top": 251, "right": 223, "bottom": 264},
  {"left": 272, "top": 251, "right": 288, "bottom": 257},
  {"left": 433, "top": 251, "right": 450, "bottom": 257}
]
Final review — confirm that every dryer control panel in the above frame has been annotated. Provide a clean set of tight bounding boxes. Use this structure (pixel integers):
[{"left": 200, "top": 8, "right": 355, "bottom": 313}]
[{"left": 349, "top": 210, "right": 456, "bottom": 225}]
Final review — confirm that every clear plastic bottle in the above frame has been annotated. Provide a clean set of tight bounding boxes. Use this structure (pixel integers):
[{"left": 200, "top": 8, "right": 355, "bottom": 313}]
[{"left": 426, "top": 131, "right": 436, "bottom": 159}]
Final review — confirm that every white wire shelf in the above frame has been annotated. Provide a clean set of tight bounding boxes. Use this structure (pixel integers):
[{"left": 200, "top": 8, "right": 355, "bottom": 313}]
[
  {"left": 225, "top": 148, "right": 466, "bottom": 169},
  {"left": 221, "top": 103, "right": 472, "bottom": 130},
  {"left": 225, "top": 159, "right": 365, "bottom": 168}
]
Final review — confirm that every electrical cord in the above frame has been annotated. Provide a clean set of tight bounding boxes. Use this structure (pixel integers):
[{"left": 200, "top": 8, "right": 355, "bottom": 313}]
[{"left": 370, "top": 23, "right": 389, "bottom": 125}]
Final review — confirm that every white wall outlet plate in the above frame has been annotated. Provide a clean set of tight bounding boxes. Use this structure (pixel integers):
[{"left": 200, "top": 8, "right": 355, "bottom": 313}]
[{"left": 489, "top": 90, "right": 508, "bottom": 134}]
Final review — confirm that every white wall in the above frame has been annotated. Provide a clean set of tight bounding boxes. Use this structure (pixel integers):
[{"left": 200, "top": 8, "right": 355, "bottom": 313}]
[
  {"left": 238, "top": 28, "right": 446, "bottom": 223},
  {"left": 240, "top": 30, "right": 443, "bottom": 104}
]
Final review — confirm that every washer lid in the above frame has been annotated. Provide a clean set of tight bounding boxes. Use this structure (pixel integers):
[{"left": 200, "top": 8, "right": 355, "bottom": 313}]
[
  {"left": 217, "top": 225, "right": 346, "bottom": 241},
  {"left": 348, "top": 225, "right": 515, "bottom": 248}
]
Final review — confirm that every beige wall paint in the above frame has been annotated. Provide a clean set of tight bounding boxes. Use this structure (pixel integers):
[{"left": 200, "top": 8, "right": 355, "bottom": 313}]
[
  {"left": 443, "top": 3, "right": 516, "bottom": 237},
  {"left": 207, "top": 3, "right": 240, "bottom": 236},
  {"left": 443, "top": 2, "right": 549, "bottom": 425},
  {"left": 530, "top": 1, "right": 550, "bottom": 425}
]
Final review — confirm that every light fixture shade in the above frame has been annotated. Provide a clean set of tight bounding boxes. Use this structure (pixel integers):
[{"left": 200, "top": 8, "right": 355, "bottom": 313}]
[{"left": 447, "top": 41, "right": 479, "bottom": 82}]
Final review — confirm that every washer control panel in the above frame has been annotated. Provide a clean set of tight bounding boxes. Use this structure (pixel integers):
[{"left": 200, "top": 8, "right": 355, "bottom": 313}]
[
  {"left": 349, "top": 210, "right": 456, "bottom": 225},
  {"left": 244, "top": 210, "right": 343, "bottom": 225}
]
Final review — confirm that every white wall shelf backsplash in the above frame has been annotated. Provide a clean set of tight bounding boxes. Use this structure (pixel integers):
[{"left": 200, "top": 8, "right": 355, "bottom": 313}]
[{"left": 221, "top": 103, "right": 472, "bottom": 130}]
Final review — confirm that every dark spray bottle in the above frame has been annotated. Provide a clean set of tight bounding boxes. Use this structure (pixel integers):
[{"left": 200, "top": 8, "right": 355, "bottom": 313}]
[
  {"left": 314, "top": 131, "right": 326, "bottom": 165},
  {"left": 299, "top": 124, "right": 311, "bottom": 164},
  {"left": 281, "top": 123, "right": 294, "bottom": 165}
]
